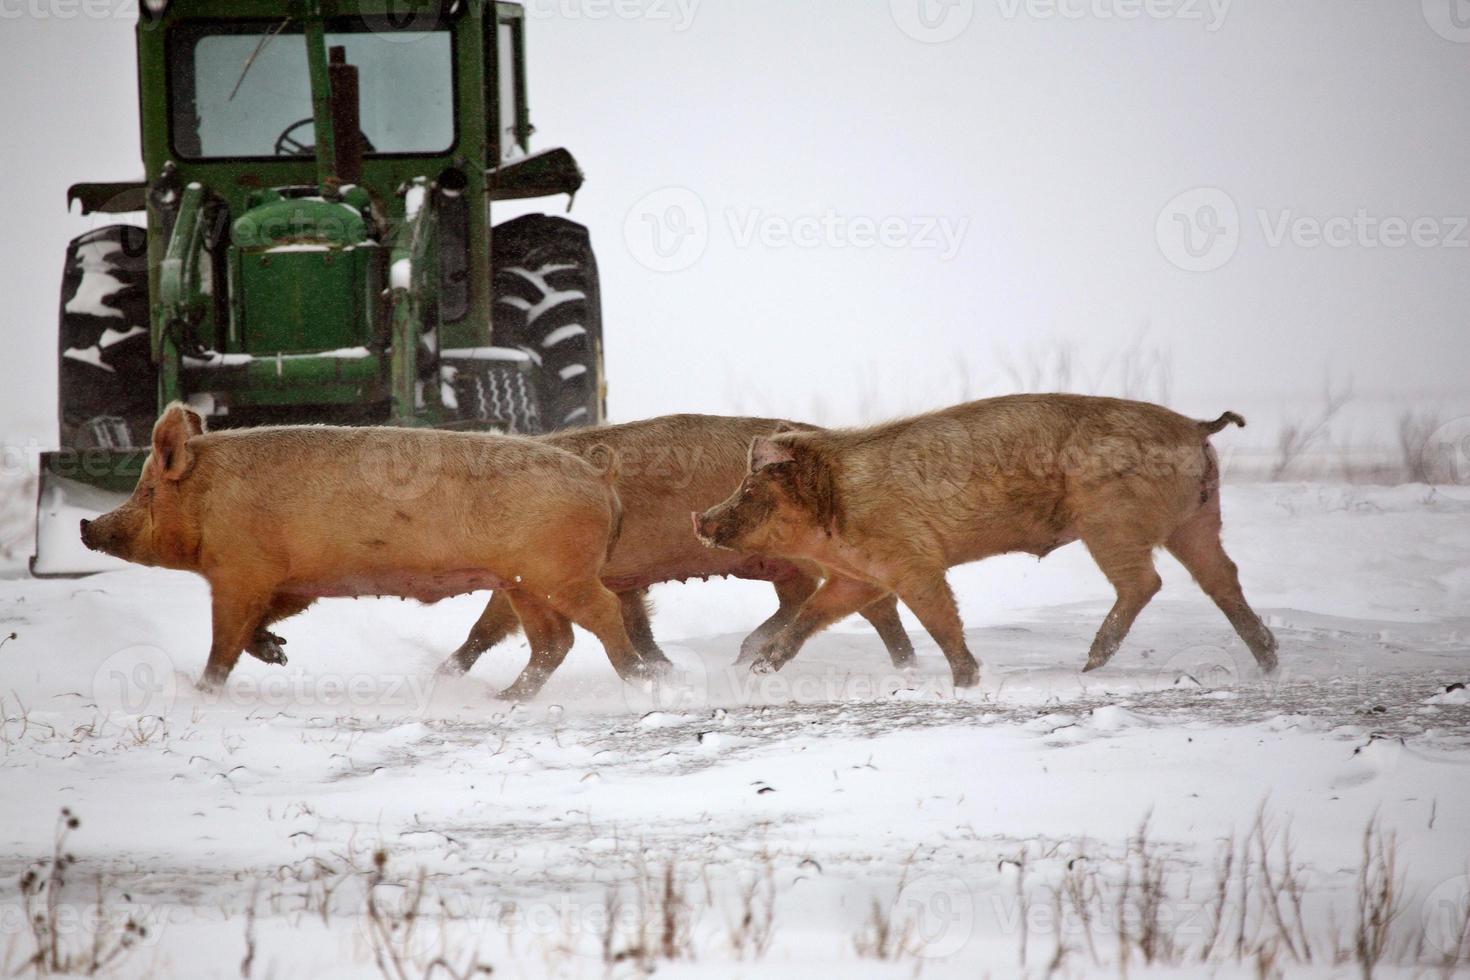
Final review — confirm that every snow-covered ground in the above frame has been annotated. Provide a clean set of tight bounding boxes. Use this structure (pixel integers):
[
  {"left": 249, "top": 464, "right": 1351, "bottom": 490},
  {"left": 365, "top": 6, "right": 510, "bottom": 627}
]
[{"left": 1, "top": 481, "right": 1468, "bottom": 978}]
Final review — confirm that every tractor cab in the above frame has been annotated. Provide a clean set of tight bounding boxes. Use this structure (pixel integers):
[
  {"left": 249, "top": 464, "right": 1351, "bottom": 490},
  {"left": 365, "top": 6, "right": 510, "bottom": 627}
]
[{"left": 36, "top": 0, "right": 607, "bottom": 575}]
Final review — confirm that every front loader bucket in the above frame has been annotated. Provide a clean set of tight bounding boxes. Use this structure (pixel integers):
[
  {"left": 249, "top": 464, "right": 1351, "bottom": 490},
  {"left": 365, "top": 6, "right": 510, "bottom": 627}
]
[{"left": 30, "top": 450, "right": 145, "bottom": 577}]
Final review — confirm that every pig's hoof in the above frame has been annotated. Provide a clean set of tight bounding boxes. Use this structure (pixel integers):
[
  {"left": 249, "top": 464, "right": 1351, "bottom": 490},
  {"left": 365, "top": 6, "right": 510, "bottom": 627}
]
[
  {"left": 246, "top": 630, "right": 289, "bottom": 666},
  {"left": 434, "top": 656, "right": 471, "bottom": 680},
  {"left": 638, "top": 647, "right": 674, "bottom": 669},
  {"left": 495, "top": 681, "right": 539, "bottom": 703},
  {"left": 629, "top": 658, "right": 671, "bottom": 683}
]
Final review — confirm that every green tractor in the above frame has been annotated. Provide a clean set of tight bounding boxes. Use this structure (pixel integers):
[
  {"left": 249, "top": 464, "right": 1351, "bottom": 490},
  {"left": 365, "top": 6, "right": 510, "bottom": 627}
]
[{"left": 34, "top": 0, "right": 607, "bottom": 575}]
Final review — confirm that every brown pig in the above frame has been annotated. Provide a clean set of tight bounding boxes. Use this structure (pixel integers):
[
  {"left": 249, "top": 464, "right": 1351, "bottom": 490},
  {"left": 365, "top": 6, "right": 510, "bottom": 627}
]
[
  {"left": 695, "top": 394, "right": 1279, "bottom": 684},
  {"left": 81, "top": 403, "right": 652, "bottom": 694},
  {"left": 437, "top": 415, "right": 917, "bottom": 688}
]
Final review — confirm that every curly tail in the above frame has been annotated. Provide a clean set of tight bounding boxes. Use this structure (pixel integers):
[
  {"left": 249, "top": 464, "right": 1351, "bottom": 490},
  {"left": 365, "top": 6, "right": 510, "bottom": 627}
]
[
  {"left": 1198, "top": 411, "right": 1246, "bottom": 436},
  {"left": 584, "top": 443, "right": 622, "bottom": 561}
]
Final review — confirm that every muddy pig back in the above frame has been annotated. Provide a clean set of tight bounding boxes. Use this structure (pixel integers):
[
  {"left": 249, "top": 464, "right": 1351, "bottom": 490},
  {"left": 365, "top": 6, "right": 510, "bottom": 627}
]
[{"left": 544, "top": 414, "right": 811, "bottom": 584}]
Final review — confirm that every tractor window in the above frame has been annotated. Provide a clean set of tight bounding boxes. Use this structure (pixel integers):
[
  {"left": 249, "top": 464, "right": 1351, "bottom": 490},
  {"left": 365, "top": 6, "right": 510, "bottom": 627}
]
[
  {"left": 497, "top": 21, "right": 524, "bottom": 161},
  {"left": 169, "top": 24, "right": 456, "bottom": 160}
]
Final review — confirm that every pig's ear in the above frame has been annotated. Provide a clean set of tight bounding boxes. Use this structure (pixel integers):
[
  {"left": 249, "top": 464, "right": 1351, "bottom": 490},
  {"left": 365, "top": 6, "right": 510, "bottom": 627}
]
[
  {"left": 748, "top": 436, "right": 795, "bottom": 473},
  {"left": 151, "top": 403, "right": 203, "bottom": 481}
]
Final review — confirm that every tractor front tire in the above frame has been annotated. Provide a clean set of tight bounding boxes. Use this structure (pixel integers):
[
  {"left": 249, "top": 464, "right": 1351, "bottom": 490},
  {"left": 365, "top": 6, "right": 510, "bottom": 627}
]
[
  {"left": 58, "top": 225, "right": 155, "bottom": 450},
  {"left": 491, "top": 214, "right": 606, "bottom": 431}
]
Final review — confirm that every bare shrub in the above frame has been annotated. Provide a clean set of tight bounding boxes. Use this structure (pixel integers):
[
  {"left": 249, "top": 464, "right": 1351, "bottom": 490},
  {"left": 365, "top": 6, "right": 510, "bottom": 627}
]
[
  {"left": 600, "top": 855, "right": 698, "bottom": 968},
  {"left": 1353, "top": 818, "right": 1404, "bottom": 979},
  {"left": 995, "top": 336, "right": 1173, "bottom": 405},
  {"left": 725, "top": 851, "right": 778, "bottom": 960},
  {"left": 1397, "top": 410, "right": 1443, "bottom": 484},
  {"left": 362, "top": 850, "right": 493, "bottom": 980},
  {"left": 1271, "top": 376, "right": 1353, "bottom": 480},
  {"left": 853, "top": 856, "right": 922, "bottom": 961},
  {"left": 1129, "top": 817, "right": 1175, "bottom": 966},
  {"left": 1265, "top": 820, "right": 1313, "bottom": 962},
  {"left": 998, "top": 341, "right": 1077, "bottom": 394},
  {"left": 13, "top": 809, "right": 147, "bottom": 976},
  {"left": 1433, "top": 872, "right": 1470, "bottom": 976}
]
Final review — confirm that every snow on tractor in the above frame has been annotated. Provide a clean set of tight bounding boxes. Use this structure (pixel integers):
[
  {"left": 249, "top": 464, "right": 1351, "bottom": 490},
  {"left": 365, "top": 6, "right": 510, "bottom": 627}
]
[{"left": 35, "top": 0, "right": 606, "bottom": 575}]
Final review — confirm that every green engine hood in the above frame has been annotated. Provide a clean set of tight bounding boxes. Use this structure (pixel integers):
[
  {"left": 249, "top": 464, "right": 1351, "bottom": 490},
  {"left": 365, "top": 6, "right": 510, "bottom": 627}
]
[{"left": 232, "top": 188, "right": 372, "bottom": 249}]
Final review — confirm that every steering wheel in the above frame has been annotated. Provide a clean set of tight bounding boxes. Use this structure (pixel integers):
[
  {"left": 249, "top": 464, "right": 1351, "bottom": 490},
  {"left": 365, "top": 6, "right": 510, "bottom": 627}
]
[
  {"left": 274, "top": 117, "right": 316, "bottom": 157},
  {"left": 273, "top": 116, "right": 378, "bottom": 157}
]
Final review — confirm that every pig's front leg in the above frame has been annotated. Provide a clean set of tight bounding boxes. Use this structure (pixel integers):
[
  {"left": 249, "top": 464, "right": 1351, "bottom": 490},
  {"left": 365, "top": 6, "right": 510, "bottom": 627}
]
[
  {"left": 749, "top": 575, "right": 888, "bottom": 673},
  {"left": 199, "top": 583, "right": 273, "bottom": 691},
  {"left": 245, "top": 595, "right": 314, "bottom": 666},
  {"left": 735, "top": 572, "right": 819, "bottom": 666},
  {"left": 891, "top": 572, "right": 980, "bottom": 688},
  {"left": 857, "top": 593, "right": 918, "bottom": 669},
  {"left": 246, "top": 629, "right": 289, "bottom": 666}
]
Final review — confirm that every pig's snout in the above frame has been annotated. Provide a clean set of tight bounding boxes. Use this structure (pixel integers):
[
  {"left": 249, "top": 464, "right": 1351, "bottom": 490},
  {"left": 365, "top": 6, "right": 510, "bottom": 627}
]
[
  {"left": 80, "top": 516, "right": 123, "bottom": 557},
  {"left": 693, "top": 510, "right": 732, "bottom": 549}
]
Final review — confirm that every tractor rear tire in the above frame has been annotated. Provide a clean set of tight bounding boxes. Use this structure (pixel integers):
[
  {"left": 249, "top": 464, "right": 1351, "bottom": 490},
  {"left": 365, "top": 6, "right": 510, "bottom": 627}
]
[
  {"left": 449, "top": 360, "right": 543, "bottom": 435},
  {"left": 491, "top": 214, "right": 606, "bottom": 431},
  {"left": 58, "top": 225, "right": 155, "bottom": 450}
]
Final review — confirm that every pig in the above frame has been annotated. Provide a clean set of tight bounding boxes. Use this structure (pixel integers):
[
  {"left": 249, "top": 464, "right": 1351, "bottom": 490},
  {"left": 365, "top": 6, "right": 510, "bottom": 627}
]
[
  {"left": 436, "top": 414, "right": 917, "bottom": 685},
  {"left": 80, "top": 403, "right": 654, "bottom": 697},
  {"left": 695, "top": 394, "right": 1279, "bottom": 684}
]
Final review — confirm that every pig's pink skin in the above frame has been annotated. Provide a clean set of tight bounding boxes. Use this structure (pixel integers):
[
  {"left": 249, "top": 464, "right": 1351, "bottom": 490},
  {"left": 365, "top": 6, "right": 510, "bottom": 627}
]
[
  {"left": 439, "top": 415, "right": 917, "bottom": 679},
  {"left": 84, "top": 403, "right": 644, "bottom": 696},
  {"left": 698, "top": 394, "right": 1278, "bottom": 684}
]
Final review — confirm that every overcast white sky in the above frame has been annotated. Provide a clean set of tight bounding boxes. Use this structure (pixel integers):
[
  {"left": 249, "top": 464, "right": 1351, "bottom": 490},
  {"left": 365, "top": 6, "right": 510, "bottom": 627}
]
[{"left": 2, "top": 0, "right": 1468, "bottom": 451}]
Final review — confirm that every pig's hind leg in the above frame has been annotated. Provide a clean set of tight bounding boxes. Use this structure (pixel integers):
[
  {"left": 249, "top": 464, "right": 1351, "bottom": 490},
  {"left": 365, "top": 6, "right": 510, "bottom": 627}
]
[
  {"left": 891, "top": 572, "right": 980, "bottom": 687},
  {"left": 620, "top": 589, "right": 672, "bottom": 668},
  {"left": 497, "top": 594, "right": 575, "bottom": 701},
  {"left": 858, "top": 594, "right": 917, "bottom": 669},
  {"left": 437, "top": 590, "right": 523, "bottom": 677},
  {"left": 1165, "top": 506, "right": 1278, "bottom": 673},
  {"left": 1079, "top": 524, "right": 1163, "bottom": 673},
  {"left": 548, "top": 579, "right": 656, "bottom": 683}
]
